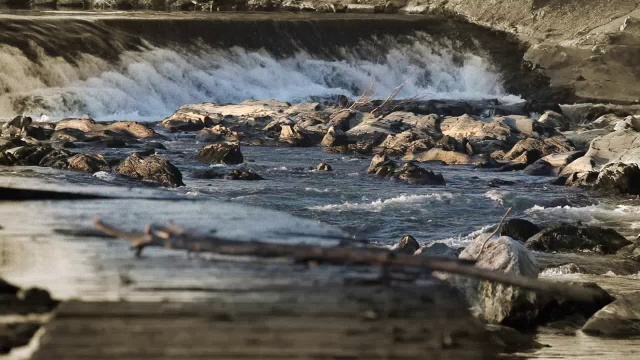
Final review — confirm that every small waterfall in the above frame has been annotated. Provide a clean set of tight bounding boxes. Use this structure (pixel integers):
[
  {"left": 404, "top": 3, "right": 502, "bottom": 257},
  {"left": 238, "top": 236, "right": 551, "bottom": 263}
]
[{"left": 0, "top": 18, "right": 524, "bottom": 121}]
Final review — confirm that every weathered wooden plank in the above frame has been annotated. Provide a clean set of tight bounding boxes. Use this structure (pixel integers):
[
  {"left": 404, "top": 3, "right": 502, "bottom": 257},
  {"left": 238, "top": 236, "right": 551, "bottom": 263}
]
[{"left": 32, "top": 284, "right": 497, "bottom": 359}]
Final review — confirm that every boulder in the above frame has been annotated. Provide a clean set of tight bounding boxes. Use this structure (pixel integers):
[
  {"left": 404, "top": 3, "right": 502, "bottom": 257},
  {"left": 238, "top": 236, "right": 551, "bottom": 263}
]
[
  {"left": 537, "top": 111, "right": 571, "bottom": 131},
  {"left": 560, "top": 171, "right": 599, "bottom": 188},
  {"left": 2, "top": 116, "right": 33, "bottom": 138},
  {"left": 367, "top": 154, "right": 397, "bottom": 177},
  {"left": 590, "top": 114, "right": 624, "bottom": 130},
  {"left": 394, "top": 161, "right": 446, "bottom": 185},
  {"left": 524, "top": 151, "right": 585, "bottom": 176},
  {"left": 561, "top": 130, "right": 640, "bottom": 175},
  {"left": 198, "top": 125, "right": 241, "bottom": 142},
  {"left": 225, "top": 169, "right": 264, "bottom": 181},
  {"left": 53, "top": 153, "right": 110, "bottom": 173},
  {"left": 613, "top": 115, "right": 640, "bottom": 132},
  {"left": 593, "top": 162, "right": 640, "bottom": 195},
  {"left": 499, "top": 219, "right": 541, "bottom": 242},
  {"left": 320, "top": 126, "right": 351, "bottom": 149},
  {"left": 440, "top": 114, "right": 516, "bottom": 152},
  {"left": 328, "top": 110, "right": 356, "bottom": 131},
  {"left": 415, "top": 242, "right": 461, "bottom": 259},
  {"left": 50, "top": 128, "right": 87, "bottom": 142},
  {"left": 456, "top": 236, "right": 541, "bottom": 328},
  {"left": 315, "top": 162, "right": 332, "bottom": 171},
  {"left": 391, "top": 235, "right": 421, "bottom": 255},
  {"left": 503, "top": 137, "right": 574, "bottom": 164},
  {"left": 197, "top": 142, "right": 244, "bottom": 165},
  {"left": 115, "top": 153, "right": 185, "bottom": 187},
  {"left": 582, "top": 292, "right": 640, "bottom": 337},
  {"left": 106, "top": 121, "right": 158, "bottom": 138},
  {"left": 279, "top": 125, "right": 313, "bottom": 147},
  {"left": 405, "top": 148, "right": 473, "bottom": 165},
  {"left": 525, "top": 224, "right": 631, "bottom": 254},
  {"left": 537, "top": 282, "right": 614, "bottom": 325},
  {"left": 55, "top": 117, "right": 96, "bottom": 132}
]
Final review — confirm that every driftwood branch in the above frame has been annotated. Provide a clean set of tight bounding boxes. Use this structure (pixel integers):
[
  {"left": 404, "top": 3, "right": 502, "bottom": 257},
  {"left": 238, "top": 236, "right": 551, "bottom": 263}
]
[{"left": 95, "top": 219, "right": 600, "bottom": 301}]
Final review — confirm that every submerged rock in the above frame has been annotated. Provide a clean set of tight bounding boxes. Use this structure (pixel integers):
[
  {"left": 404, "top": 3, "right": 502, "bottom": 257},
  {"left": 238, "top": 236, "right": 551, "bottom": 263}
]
[
  {"left": 116, "top": 153, "right": 185, "bottom": 187},
  {"left": 582, "top": 292, "right": 640, "bottom": 337},
  {"left": 391, "top": 235, "right": 421, "bottom": 255},
  {"left": 485, "top": 324, "right": 544, "bottom": 353},
  {"left": 225, "top": 169, "right": 264, "bottom": 181},
  {"left": 526, "top": 224, "right": 631, "bottom": 254},
  {"left": 198, "top": 142, "right": 244, "bottom": 165},
  {"left": 190, "top": 169, "right": 224, "bottom": 179},
  {"left": 315, "top": 162, "right": 332, "bottom": 171},
  {"left": 52, "top": 153, "right": 111, "bottom": 173}
]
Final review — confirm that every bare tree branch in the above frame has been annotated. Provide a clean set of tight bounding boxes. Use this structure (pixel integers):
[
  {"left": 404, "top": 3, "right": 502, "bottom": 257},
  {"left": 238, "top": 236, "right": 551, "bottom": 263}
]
[{"left": 95, "top": 218, "right": 601, "bottom": 301}]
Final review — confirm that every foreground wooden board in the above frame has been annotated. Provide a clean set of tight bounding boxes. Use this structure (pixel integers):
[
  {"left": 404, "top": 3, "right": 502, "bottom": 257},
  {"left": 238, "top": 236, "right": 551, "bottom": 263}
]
[{"left": 32, "top": 283, "right": 496, "bottom": 359}]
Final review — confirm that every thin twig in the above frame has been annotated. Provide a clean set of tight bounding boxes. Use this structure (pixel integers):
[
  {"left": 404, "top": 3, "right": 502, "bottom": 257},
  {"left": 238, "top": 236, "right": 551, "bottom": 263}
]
[
  {"left": 475, "top": 207, "right": 512, "bottom": 260},
  {"left": 371, "top": 81, "right": 406, "bottom": 116}
]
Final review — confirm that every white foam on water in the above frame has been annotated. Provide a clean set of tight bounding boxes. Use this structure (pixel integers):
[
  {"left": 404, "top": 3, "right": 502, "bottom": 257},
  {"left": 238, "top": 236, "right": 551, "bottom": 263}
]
[
  {"left": 484, "top": 189, "right": 505, "bottom": 206},
  {"left": 304, "top": 187, "right": 332, "bottom": 193},
  {"left": 309, "top": 193, "right": 455, "bottom": 212},
  {"left": 525, "top": 204, "right": 640, "bottom": 232},
  {"left": 0, "top": 33, "right": 521, "bottom": 121},
  {"left": 92, "top": 171, "right": 115, "bottom": 181}
]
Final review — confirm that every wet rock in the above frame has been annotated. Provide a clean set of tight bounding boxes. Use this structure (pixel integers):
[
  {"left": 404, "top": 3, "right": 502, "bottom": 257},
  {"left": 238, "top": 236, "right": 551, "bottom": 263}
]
[
  {"left": 20, "top": 288, "right": 56, "bottom": 310},
  {"left": 225, "top": 169, "right": 264, "bottom": 181},
  {"left": 106, "top": 121, "right": 158, "bottom": 139},
  {"left": 440, "top": 114, "right": 517, "bottom": 152},
  {"left": 51, "top": 128, "right": 86, "bottom": 142},
  {"left": 0, "top": 146, "right": 66, "bottom": 167},
  {"left": 391, "top": 235, "right": 421, "bottom": 255},
  {"left": 55, "top": 117, "right": 96, "bottom": 132},
  {"left": 328, "top": 110, "right": 357, "bottom": 131},
  {"left": 561, "top": 171, "right": 599, "bottom": 188},
  {"left": 198, "top": 124, "right": 241, "bottom": 142},
  {"left": 2, "top": 116, "right": 33, "bottom": 138},
  {"left": 315, "top": 162, "right": 332, "bottom": 171},
  {"left": 500, "top": 219, "right": 541, "bottom": 242},
  {"left": 524, "top": 151, "right": 585, "bottom": 176},
  {"left": 487, "top": 179, "right": 516, "bottom": 187},
  {"left": 115, "top": 153, "right": 185, "bottom": 187},
  {"left": 485, "top": 324, "right": 543, "bottom": 353},
  {"left": 591, "top": 114, "right": 624, "bottom": 130},
  {"left": 593, "top": 162, "right": 640, "bottom": 195},
  {"left": 321, "top": 126, "right": 351, "bottom": 149},
  {"left": 561, "top": 130, "right": 640, "bottom": 175},
  {"left": 52, "top": 153, "right": 110, "bottom": 173},
  {"left": 415, "top": 242, "right": 461, "bottom": 259},
  {"left": 405, "top": 148, "right": 473, "bottom": 165},
  {"left": 537, "top": 111, "right": 572, "bottom": 131},
  {"left": 537, "top": 282, "right": 614, "bottom": 325},
  {"left": 190, "top": 169, "right": 224, "bottom": 179},
  {"left": 613, "top": 115, "right": 640, "bottom": 132},
  {"left": 617, "top": 239, "right": 640, "bottom": 261},
  {"left": 279, "top": 125, "right": 313, "bottom": 147},
  {"left": 582, "top": 292, "right": 640, "bottom": 337},
  {"left": 504, "top": 137, "right": 575, "bottom": 165},
  {"left": 25, "top": 125, "right": 53, "bottom": 141},
  {"left": 526, "top": 224, "right": 631, "bottom": 254},
  {"left": 197, "top": 142, "right": 244, "bottom": 165},
  {"left": 367, "top": 154, "right": 397, "bottom": 177},
  {"left": 456, "top": 236, "right": 541, "bottom": 328},
  {"left": 394, "top": 161, "right": 446, "bottom": 185}
]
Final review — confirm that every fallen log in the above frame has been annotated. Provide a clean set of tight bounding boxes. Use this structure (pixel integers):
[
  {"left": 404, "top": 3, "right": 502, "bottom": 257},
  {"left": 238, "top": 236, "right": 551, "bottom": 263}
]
[{"left": 94, "top": 219, "right": 601, "bottom": 301}]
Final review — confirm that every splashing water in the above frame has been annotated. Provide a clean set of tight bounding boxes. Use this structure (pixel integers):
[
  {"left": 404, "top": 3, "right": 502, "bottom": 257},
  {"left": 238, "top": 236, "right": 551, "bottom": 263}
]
[{"left": 0, "top": 32, "right": 521, "bottom": 121}]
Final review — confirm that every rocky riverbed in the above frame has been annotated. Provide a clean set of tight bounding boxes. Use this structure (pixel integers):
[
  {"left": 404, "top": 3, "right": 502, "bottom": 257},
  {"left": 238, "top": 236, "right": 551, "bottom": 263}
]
[
  {"left": 1, "top": 96, "right": 640, "bottom": 358},
  {"left": 0, "top": 6, "right": 640, "bottom": 359}
]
